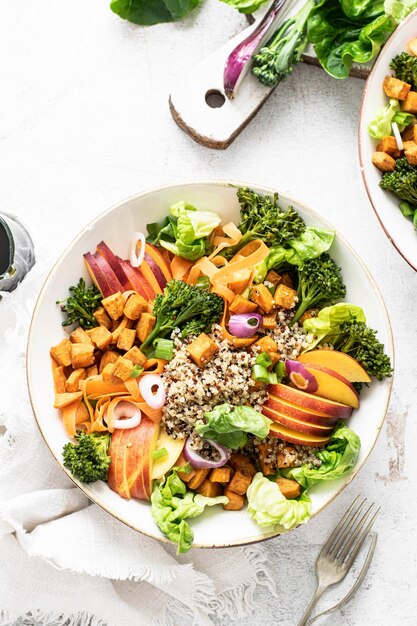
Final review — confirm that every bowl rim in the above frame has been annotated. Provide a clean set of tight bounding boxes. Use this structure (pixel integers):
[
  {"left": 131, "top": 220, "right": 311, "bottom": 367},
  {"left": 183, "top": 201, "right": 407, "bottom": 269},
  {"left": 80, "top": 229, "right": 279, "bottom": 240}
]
[
  {"left": 26, "top": 179, "right": 394, "bottom": 549},
  {"left": 358, "top": 8, "right": 417, "bottom": 273}
]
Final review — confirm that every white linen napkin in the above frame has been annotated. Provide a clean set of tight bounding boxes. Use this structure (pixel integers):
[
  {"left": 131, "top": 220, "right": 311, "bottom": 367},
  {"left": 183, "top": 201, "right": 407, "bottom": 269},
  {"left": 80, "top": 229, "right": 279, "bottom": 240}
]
[{"left": 0, "top": 261, "right": 276, "bottom": 626}]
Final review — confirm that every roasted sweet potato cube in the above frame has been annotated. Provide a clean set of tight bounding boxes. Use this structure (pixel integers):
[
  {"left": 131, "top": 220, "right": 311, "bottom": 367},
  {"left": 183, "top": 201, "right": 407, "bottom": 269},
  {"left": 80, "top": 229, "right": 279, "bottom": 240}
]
[
  {"left": 265, "top": 270, "right": 282, "bottom": 285},
  {"left": 187, "top": 468, "right": 210, "bottom": 490},
  {"left": 102, "top": 291, "right": 125, "bottom": 320},
  {"left": 71, "top": 343, "right": 95, "bottom": 369},
  {"left": 403, "top": 140, "right": 416, "bottom": 151},
  {"left": 52, "top": 365, "right": 67, "bottom": 393},
  {"left": 250, "top": 284, "right": 274, "bottom": 313},
  {"left": 256, "top": 442, "right": 275, "bottom": 476},
  {"left": 90, "top": 325, "right": 113, "bottom": 350},
  {"left": 197, "top": 479, "right": 223, "bottom": 498},
  {"left": 269, "top": 352, "right": 282, "bottom": 366},
  {"left": 405, "top": 144, "right": 417, "bottom": 166},
  {"left": 70, "top": 327, "right": 93, "bottom": 344},
  {"left": 229, "top": 295, "right": 258, "bottom": 314},
  {"left": 276, "top": 477, "right": 302, "bottom": 499},
  {"left": 93, "top": 306, "right": 112, "bottom": 329},
  {"left": 274, "top": 284, "right": 297, "bottom": 310},
  {"left": 253, "top": 335, "right": 278, "bottom": 356},
  {"left": 112, "top": 317, "right": 132, "bottom": 344},
  {"left": 407, "top": 37, "right": 417, "bottom": 57},
  {"left": 117, "top": 328, "right": 136, "bottom": 351},
  {"left": 383, "top": 75, "right": 411, "bottom": 101},
  {"left": 124, "top": 293, "right": 148, "bottom": 320},
  {"left": 113, "top": 357, "right": 135, "bottom": 382},
  {"left": 54, "top": 391, "right": 83, "bottom": 409},
  {"left": 403, "top": 91, "right": 417, "bottom": 114},
  {"left": 228, "top": 453, "right": 256, "bottom": 477},
  {"left": 101, "top": 362, "right": 118, "bottom": 383},
  {"left": 372, "top": 151, "right": 397, "bottom": 172},
  {"left": 65, "top": 368, "right": 86, "bottom": 392},
  {"left": 50, "top": 338, "right": 72, "bottom": 367},
  {"left": 99, "top": 350, "right": 119, "bottom": 372},
  {"left": 228, "top": 468, "right": 253, "bottom": 495},
  {"left": 262, "top": 312, "right": 277, "bottom": 330},
  {"left": 402, "top": 125, "right": 416, "bottom": 141},
  {"left": 75, "top": 401, "right": 89, "bottom": 424},
  {"left": 186, "top": 333, "right": 219, "bottom": 368},
  {"left": 277, "top": 446, "right": 298, "bottom": 468},
  {"left": 223, "top": 488, "right": 245, "bottom": 511},
  {"left": 136, "top": 312, "right": 156, "bottom": 343},
  {"left": 376, "top": 136, "right": 402, "bottom": 158},
  {"left": 210, "top": 466, "right": 232, "bottom": 484},
  {"left": 86, "top": 364, "right": 98, "bottom": 377},
  {"left": 178, "top": 467, "right": 196, "bottom": 483},
  {"left": 280, "top": 273, "right": 293, "bottom": 289},
  {"left": 299, "top": 308, "right": 320, "bottom": 325},
  {"left": 413, "top": 126, "right": 417, "bottom": 144},
  {"left": 124, "top": 346, "right": 147, "bottom": 366}
]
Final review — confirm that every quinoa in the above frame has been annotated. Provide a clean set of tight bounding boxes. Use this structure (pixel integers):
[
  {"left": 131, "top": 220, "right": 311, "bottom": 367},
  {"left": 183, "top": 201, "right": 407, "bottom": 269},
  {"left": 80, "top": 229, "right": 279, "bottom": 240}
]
[
  {"left": 250, "top": 435, "right": 322, "bottom": 470},
  {"left": 259, "top": 308, "right": 308, "bottom": 359}
]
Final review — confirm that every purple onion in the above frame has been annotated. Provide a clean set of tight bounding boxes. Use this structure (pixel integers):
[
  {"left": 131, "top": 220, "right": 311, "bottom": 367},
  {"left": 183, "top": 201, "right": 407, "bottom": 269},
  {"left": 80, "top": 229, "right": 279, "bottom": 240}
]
[
  {"left": 285, "top": 360, "right": 318, "bottom": 393},
  {"left": 184, "top": 437, "right": 231, "bottom": 469},
  {"left": 223, "top": 0, "right": 288, "bottom": 99},
  {"left": 228, "top": 313, "right": 262, "bottom": 338}
]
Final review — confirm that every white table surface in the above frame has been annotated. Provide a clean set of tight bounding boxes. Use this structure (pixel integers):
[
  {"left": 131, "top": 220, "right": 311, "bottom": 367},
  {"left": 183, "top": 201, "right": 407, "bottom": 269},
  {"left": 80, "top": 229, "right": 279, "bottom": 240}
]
[{"left": 1, "top": 1, "right": 416, "bottom": 625}]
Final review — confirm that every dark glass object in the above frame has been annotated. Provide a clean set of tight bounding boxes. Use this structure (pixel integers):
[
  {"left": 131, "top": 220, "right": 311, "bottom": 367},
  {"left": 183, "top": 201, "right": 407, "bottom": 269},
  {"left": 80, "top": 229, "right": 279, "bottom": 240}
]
[{"left": 0, "top": 214, "right": 35, "bottom": 292}]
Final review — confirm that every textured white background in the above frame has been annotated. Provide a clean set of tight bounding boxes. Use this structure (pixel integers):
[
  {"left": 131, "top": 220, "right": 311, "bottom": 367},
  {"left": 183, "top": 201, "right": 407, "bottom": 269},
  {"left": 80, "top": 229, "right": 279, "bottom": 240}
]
[{"left": 1, "top": 0, "right": 416, "bottom": 624}]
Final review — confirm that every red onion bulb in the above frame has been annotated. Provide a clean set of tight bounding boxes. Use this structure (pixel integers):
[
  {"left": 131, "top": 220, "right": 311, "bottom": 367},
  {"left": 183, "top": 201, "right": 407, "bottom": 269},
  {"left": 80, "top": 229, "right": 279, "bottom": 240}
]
[
  {"left": 285, "top": 360, "right": 318, "bottom": 393},
  {"left": 228, "top": 313, "right": 262, "bottom": 338},
  {"left": 184, "top": 437, "right": 231, "bottom": 469},
  {"left": 139, "top": 374, "right": 166, "bottom": 409},
  {"left": 110, "top": 401, "right": 142, "bottom": 430}
]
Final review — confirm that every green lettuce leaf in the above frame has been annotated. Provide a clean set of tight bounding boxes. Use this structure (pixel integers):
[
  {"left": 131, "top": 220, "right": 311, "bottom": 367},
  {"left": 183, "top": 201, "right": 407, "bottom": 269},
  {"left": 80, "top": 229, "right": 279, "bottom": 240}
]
[
  {"left": 392, "top": 111, "right": 415, "bottom": 132},
  {"left": 282, "top": 422, "right": 361, "bottom": 490},
  {"left": 195, "top": 404, "right": 271, "bottom": 450},
  {"left": 368, "top": 99, "right": 401, "bottom": 139},
  {"left": 151, "top": 466, "right": 228, "bottom": 553},
  {"left": 384, "top": 0, "right": 417, "bottom": 23},
  {"left": 303, "top": 303, "right": 366, "bottom": 349},
  {"left": 218, "top": 0, "right": 269, "bottom": 14},
  {"left": 247, "top": 473, "right": 311, "bottom": 529},
  {"left": 110, "top": 0, "right": 201, "bottom": 25}
]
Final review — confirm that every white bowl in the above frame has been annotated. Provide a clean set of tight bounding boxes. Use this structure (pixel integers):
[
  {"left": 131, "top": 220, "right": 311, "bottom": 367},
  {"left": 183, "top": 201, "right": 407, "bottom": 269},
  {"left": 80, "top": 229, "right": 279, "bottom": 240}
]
[
  {"left": 27, "top": 181, "right": 393, "bottom": 548},
  {"left": 359, "top": 9, "right": 417, "bottom": 271}
]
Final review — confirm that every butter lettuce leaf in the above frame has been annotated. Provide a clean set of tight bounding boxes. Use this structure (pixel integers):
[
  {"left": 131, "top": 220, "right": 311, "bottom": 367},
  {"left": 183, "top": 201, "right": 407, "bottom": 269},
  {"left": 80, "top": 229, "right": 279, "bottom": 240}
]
[
  {"left": 151, "top": 466, "right": 228, "bottom": 553},
  {"left": 282, "top": 422, "right": 361, "bottom": 490},
  {"left": 110, "top": 0, "right": 201, "bottom": 25},
  {"left": 368, "top": 99, "right": 401, "bottom": 139},
  {"left": 196, "top": 404, "right": 271, "bottom": 450},
  {"left": 247, "top": 473, "right": 311, "bottom": 529},
  {"left": 218, "top": 0, "right": 269, "bottom": 14},
  {"left": 384, "top": 0, "right": 417, "bottom": 23},
  {"left": 303, "top": 302, "right": 366, "bottom": 350}
]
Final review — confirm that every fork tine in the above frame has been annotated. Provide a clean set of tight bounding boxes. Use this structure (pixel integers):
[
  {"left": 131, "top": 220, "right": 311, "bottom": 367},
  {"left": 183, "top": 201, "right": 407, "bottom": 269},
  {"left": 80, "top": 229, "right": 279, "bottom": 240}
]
[
  {"left": 328, "top": 498, "right": 367, "bottom": 558},
  {"left": 336, "top": 503, "right": 375, "bottom": 562},
  {"left": 337, "top": 504, "right": 379, "bottom": 563},
  {"left": 320, "top": 496, "right": 361, "bottom": 557},
  {"left": 342, "top": 508, "right": 380, "bottom": 569}
]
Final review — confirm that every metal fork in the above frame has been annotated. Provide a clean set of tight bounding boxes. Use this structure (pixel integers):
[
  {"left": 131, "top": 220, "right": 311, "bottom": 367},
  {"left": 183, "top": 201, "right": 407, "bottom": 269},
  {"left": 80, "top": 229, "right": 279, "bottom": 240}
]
[{"left": 297, "top": 497, "right": 380, "bottom": 626}]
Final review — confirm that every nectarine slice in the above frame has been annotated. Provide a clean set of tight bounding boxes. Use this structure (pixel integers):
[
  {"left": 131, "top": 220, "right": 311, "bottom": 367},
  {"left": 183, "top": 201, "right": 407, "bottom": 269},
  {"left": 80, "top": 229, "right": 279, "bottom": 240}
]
[
  {"left": 297, "top": 350, "right": 371, "bottom": 383},
  {"left": 262, "top": 405, "right": 334, "bottom": 436},
  {"left": 152, "top": 429, "right": 185, "bottom": 479},
  {"left": 265, "top": 393, "right": 341, "bottom": 426},
  {"left": 301, "top": 364, "right": 359, "bottom": 409},
  {"left": 268, "top": 384, "right": 353, "bottom": 419},
  {"left": 269, "top": 422, "right": 330, "bottom": 447}
]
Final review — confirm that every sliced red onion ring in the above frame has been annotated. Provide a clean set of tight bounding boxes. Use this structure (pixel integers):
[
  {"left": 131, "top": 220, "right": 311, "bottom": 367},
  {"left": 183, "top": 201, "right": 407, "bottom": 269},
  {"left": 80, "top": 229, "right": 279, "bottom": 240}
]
[
  {"left": 228, "top": 313, "right": 263, "bottom": 338},
  {"left": 130, "top": 232, "right": 145, "bottom": 268},
  {"left": 285, "top": 360, "right": 318, "bottom": 393},
  {"left": 184, "top": 437, "right": 231, "bottom": 469},
  {"left": 392, "top": 122, "right": 403, "bottom": 151},
  {"left": 139, "top": 374, "right": 166, "bottom": 409},
  {"left": 111, "top": 401, "right": 142, "bottom": 430}
]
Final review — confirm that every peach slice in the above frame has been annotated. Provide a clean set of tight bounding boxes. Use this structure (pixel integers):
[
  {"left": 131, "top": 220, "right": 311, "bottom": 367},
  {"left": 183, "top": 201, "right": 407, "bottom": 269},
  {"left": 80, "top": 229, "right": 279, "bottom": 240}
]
[
  {"left": 151, "top": 429, "right": 185, "bottom": 480},
  {"left": 84, "top": 252, "right": 113, "bottom": 297},
  {"left": 96, "top": 241, "right": 131, "bottom": 291},
  {"left": 268, "top": 384, "right": 353, "bottom": 419},
  {"left": 301, "top": 364, "right": 359, "bottom": 409},
  {"left": 265, "top": 393, "right": 342, "bottom": 426},
  {"left": 297, "top": 350, "right": 371, "bottom": 383},
  {"left": 117, "top": 258, "right": 155, "bottom": 300},
  {"left": 262, "top": 405, "right": 334, "bottom": 436},
  {"left": 269, "top": 422, "right": 330, "bottom": 447}
]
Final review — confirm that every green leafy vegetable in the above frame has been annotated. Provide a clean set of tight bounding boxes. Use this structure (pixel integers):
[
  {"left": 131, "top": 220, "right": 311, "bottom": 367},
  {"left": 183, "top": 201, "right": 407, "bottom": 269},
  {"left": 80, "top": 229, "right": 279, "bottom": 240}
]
[
  {"left": 218, "top": 0, "right": 269, "bottom": 13},
  {"left": 254, "top": 226, "right": 335, "bottom": 282},
  {"left": 282, "top": 422, "right": 361, "bottom": 489},
  {"left": 147, "top": 201, "right": 220, "bottom": 261},
  {"left": 151, "top": 466, "right": 228, "bottom": 553},
  {"left": 140, "top": 279, "right": 223, "bottom": 352},
  {"left": 332, "top": 320, "right": 393, "bottom": 380},
  {"left": 153, "top": 338, "right": 175, "bottom": 360},
  {"left": 225, "top": 188, "right": 305, "bottom": 258},
  {"left": 292, "top": 253, "right": 346, "bottom": 324},
  {"left": 57, "top": 278, "right": 101, "bottom": 329},
  {"left": 303, "top": 302, "right": 366, "bottom": 349},
  {"left": 392, "top": 111, "right": 415, "bottom": 132},
  {"left": 63, "top": 431, "right": 111, "bottom": 483},
  {"left": 252, "top": 0, "right": 315, "bottom": 87},
  {"left": 307, "top": 0, "right": 395, "bottom": 79},
  {"left": 380, "top": 157, "right": 417, "bottom": 210},
  {"left": 196, "top": 404, "right": 271, "bottom": 450},
  {"left": 130, "top": 365, "right": 144, "bottom": 378},
  {"left": 390, "top": 51, "right": 417, "bottom": 90},
  {"left": 110, "top": 0, "right": 201, "bottom": 25},
  {"left": 247, "top": 473, "right": 311, "bottom": 529},
  {"left": 368, "top": 99, "right": 401, "bottom": 139},
  {"left": 384, "top": 0, "right": 417, "bottom": 23}
]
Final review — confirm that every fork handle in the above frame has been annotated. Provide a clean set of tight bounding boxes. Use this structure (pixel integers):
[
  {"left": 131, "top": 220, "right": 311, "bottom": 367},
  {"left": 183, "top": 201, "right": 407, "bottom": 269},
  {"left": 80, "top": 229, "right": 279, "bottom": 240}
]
[{"left": 296, "top": 583, "right": 327, "bottom": 626}]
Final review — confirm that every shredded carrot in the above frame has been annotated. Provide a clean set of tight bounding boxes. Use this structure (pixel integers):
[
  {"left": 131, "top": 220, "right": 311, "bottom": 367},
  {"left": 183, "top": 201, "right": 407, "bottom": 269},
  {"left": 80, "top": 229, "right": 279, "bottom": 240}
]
[
  {"left": 170, "top": 255, "right": 193, "bottom": 280},
  {"left": 211, "top": 284, "right": 236, "bottom": 304},
  {"left": 62, "top": 401, "right": 80, "bottom": 437},
  {"left": 143, "top": 358, "right": 167, "bottom": 374},
  {"left": 220, "top": 299, "right": 259, "bottom": 348}
]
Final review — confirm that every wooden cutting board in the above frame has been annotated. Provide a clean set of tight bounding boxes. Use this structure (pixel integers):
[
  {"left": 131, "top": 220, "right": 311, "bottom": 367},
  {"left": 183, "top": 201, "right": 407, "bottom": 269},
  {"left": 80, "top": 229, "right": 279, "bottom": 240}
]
[{"left": 169, "top": 9, "right": 370, "bottom": 150}]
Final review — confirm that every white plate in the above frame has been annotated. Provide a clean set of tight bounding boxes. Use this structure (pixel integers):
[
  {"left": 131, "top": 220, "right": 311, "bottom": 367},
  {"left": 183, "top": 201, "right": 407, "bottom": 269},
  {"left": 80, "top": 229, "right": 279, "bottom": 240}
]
[
  {"left": 359, "top": 9, "right": 417, "bottom": 271},
  {"left": 27, "top": 181, "right": 393, "bottom": 548}
]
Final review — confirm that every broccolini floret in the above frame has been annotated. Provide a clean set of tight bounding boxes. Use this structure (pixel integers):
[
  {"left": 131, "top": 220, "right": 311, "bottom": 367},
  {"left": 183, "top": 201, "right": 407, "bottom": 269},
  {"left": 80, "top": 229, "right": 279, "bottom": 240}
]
[
  {"left": 57, "top": 278, "right": 101, "bottom": 329},
  {"left": 380, "top": 158, "right": 417, "bottom": 209},
  {"left": 390, "top": 52, "right": 417, "bottom": 90},
  {"left": 332, "top": 320, "right": 392, "bottom": 381},
  {"left": 292, "top": 253, "right": 346, "bottom": 324},
  {"left": 140, "top": 279, "right": 224, "bottom": 352},
  {"left": 252, "top": 0, "right": 314, "bottom": 87},
  {"left": 63, "top": 431, "right": 111, "bottom": 483}
]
